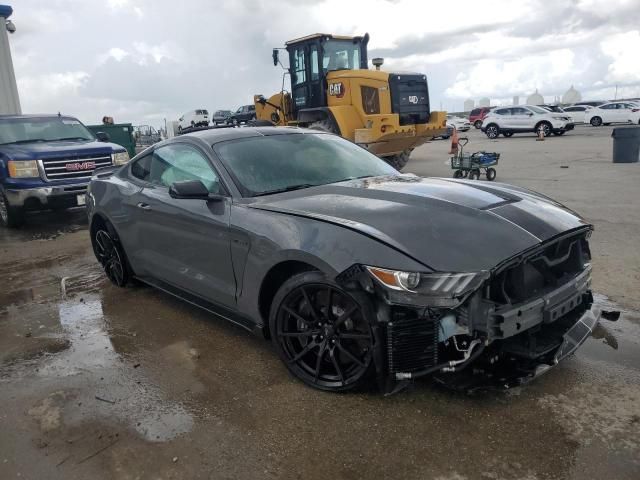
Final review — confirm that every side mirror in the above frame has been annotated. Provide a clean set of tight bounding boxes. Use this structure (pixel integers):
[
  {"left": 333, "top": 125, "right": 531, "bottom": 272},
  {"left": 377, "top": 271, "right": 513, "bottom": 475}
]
[
  {"left": 169, "top": 180, "right": 223, "bottom": 201},
  {"left": 272, "top": 49, "right": 279, "bottom": 66},
  {"left": 96, "top": 131, "right": 111, "bottom": 142}
]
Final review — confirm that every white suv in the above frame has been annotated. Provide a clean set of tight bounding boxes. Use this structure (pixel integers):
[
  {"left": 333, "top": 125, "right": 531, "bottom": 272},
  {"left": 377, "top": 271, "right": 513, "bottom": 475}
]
[{"left": 481, "top": 105, "right": 574, "bottom": 139}]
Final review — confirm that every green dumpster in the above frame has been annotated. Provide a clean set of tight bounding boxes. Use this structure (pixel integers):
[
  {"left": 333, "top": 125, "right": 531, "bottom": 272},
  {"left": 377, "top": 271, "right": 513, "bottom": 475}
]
[{"left": 87, "top": 123, "right": 136, "bottom": 158}]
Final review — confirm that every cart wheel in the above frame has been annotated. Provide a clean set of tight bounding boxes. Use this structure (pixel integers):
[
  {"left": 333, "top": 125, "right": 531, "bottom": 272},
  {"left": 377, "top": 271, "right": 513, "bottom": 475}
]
[
  {"left": 468, "top": 169, "right": 480, "bottom": 180},
  {"left": 486, "top": 168, "right": 496, "bottom": 181},
  {"left": 453, "top": 170, "right": 464, "bottom": 178}
]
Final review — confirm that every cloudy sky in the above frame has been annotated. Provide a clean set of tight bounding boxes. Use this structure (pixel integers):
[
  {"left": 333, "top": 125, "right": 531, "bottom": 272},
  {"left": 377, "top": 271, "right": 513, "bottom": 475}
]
[{"left": 7, "top": 0, "right": 640, "bottom": 126}]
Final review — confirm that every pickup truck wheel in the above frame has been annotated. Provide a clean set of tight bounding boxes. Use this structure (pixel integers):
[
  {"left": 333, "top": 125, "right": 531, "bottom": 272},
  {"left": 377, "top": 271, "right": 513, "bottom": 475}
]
[
  {"left": 0, "top": 192, "right": 25, "bottom": 228},
  {"left": 93, "top": 229, "right": 130, "bottom": 287}
]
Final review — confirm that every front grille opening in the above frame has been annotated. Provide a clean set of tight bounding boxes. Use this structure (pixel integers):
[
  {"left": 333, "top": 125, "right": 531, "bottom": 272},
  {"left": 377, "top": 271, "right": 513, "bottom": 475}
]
[
  {"left": 488, "top": 233, "right": 590, "bottom": 305},
  {"left": 387, "top": 307, "right": 438, "bottom": 373}
]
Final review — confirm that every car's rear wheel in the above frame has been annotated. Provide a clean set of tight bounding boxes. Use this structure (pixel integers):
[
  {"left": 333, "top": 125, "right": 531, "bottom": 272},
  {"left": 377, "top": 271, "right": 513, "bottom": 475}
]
[
  {"left": 0, "top": 191, "right": 25, "bottom": 228},
  {"left": 502, "top": 132, "right": 513, "bottom": 137},
  {"left": 93, "top": 228, "right": 130, "bottom": 287},
  {"left": 485, "top": 124, "right": 499, "bottom": 139},
  {"left": 270, "top": 271, "right": 375, "bottom": 392},
  {"left": 590, "top": 116, "right": 603, "bottom": 127},
  {"left": 474, "top": 120, "right": 482, "bottom": 129}
]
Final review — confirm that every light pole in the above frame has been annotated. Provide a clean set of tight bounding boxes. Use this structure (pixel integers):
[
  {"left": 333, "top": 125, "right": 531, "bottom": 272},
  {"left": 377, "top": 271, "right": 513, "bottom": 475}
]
[{"left": 0, "top": 4, "right": 21, "bottom": 114}]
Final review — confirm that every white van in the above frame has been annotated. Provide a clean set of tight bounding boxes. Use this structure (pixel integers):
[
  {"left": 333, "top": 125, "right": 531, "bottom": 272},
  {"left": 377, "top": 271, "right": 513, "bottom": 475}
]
[{"left": 177, "top": 109, "right": 209, "bottom": 131}]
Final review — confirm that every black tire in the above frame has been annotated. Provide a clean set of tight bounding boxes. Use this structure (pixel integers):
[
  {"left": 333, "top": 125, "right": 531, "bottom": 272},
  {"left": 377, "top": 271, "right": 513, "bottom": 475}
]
[
  {"left": 485, "top": 124, "right": 499, "bottom": 139},
  {"left": 553, "top": 131, "right": 565, "bottom": 136},
  {"left": 269, "top": 271, "right": 375, "bottom": 392},
  {"left": 453, "top": 170, "right": 464, "bottom": 178},
  {"left": 231, "top": 118, "right": 239, "bottom": 126},
  {"left": 486, "top": 167, "right": 497, "bottom": 181},
  {"left": 590, "top": 116, "right": 602, "bottom": 127},
  {"left": 177, "top": 125, "right": 183, "bottom": 133},
  {"left": 92, "top": 226, "right": 131, "bottom": 287},
  {"left": 474, "top": 120, "right": 482, "bottom": 129},
  {"left": 190, "top": 121, "right": 195, "bottom": 127},
  {"left": 502, "top": 132, "right": 513, "bottom": 137},
  {"left": 384, "top": 150, "right": 411, "bottom": 171},
  {"left": 468, "top": 169, "right": 480, "bottom": 180},
  {"left": 536, "top": 122, "right": 552, "bottom": 137},
  {"left": 309, "top": 119, "right": 339, "bottom": 135},
  {"left": 0, "top": 191, "right": 25, "bottom": 228}
]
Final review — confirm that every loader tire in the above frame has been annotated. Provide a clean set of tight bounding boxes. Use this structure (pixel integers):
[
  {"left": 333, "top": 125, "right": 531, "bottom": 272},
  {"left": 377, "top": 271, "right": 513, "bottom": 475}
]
[
  {"left": 385, "top": 150, "right": 411, "bottom": 171},
  {"left": 309, "top": 119, "right": 339, "bottom": 135}
]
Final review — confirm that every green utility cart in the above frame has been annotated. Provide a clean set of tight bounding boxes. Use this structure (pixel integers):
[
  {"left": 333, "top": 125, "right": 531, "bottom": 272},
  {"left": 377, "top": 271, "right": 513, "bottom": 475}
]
[{"left": 87, "top": 123, "right": 136, "bottom": 158}]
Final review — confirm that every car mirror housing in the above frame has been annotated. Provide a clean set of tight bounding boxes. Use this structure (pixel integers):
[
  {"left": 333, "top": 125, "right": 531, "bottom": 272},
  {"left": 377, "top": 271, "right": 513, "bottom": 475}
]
[{"left": 169, "top": 180, "right": 223, "bottom": 201}]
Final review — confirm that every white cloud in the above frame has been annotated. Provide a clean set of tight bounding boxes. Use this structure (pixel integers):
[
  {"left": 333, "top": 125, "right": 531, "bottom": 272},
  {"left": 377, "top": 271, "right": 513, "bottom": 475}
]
[{"left": 600, "top": 31, "right": 640, "bottom": 84}]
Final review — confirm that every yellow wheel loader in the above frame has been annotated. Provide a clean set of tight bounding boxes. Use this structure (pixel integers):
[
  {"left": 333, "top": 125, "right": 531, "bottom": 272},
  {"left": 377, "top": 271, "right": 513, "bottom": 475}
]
[{"left": 254, "top": 33, "right": 447, "bottom": 170}]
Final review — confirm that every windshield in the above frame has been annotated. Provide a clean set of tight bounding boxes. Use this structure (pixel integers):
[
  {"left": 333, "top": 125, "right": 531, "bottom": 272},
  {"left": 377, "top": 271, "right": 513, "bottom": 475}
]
[
  {"left": 214, "top": 133, "right": 398, "bottom": 197},
  {"left": 322, "top": 39, "right": 362, "bottom": 72},
  {"left": 528, "top": 106, "right": 548, "bottom": 114},
  {"left": 0, "top": 116, "right": 94, "bottom": 145}
]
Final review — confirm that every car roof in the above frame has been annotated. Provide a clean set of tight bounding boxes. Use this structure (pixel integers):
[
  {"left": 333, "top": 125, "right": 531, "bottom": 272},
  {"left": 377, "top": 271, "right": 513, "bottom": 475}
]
[
  {"left": 0, "top": 113, "right": 79, "bottom": 120},
  {"left": 183, "top": 126, "right": 311, "bottom": 145}
]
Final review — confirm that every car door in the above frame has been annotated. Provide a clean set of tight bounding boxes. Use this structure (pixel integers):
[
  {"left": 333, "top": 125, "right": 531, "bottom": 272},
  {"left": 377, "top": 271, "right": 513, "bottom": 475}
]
[
  {"left": 598, "top": 103, "right": 616, "bottom": 123},
  {"left": 509, "top": 107, "right": 532, "bottom": 130},
  {"left": 134, "top": 141, "right": 236, "bottom": 308}
]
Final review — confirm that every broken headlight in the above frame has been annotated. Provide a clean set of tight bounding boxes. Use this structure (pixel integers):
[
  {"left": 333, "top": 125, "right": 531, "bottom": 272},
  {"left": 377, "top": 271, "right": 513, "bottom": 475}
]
[{"left": 366, "top": 266, "right": 489, "bottom": 306}]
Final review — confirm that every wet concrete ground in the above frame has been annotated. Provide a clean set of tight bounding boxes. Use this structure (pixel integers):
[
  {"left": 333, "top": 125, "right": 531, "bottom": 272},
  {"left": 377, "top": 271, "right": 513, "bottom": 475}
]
[{"left": 1, "top": 125, "right": 639, "bottom": 479}]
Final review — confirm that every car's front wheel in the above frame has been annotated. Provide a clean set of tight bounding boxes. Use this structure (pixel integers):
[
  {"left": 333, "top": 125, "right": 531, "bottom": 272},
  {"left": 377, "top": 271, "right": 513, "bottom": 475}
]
[
  {"left": 536, "top": 121, "right": 552, "bottom": 137},
  {"left": 92, "top": 227, "right": 130, "bottom": 287},
  {"left": 270, "top": 271, "right": 375, "bottom": 392},
  {"left": 0, "top": 191, "right": 24, "bottom": 228},
  {"left": 485, "top": 124, "right": 499, "bottom": 139},
  {"left": 590, "top": 116, "right": 603, "bottom": 127}
]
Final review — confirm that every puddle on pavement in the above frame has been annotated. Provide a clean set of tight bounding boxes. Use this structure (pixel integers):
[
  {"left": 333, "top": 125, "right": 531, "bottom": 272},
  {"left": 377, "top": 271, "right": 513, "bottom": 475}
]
[
  {"left": 33, "top": 292, "right": 195, "bottom": 442},
  {"left": 0, "top": 209, "right": 86, "bottom": 242}
]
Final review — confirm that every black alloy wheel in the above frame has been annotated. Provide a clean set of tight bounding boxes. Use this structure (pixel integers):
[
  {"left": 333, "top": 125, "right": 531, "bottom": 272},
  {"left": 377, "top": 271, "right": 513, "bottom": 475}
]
[
  {"left": 538, "top": 122, "right": 552, "bottom": 137},
  {"left": 270, "top": 272, "right": 374, "bottom": 391},
  {"left": 94, "top": 229, "right": 128, "bottom": 287}
]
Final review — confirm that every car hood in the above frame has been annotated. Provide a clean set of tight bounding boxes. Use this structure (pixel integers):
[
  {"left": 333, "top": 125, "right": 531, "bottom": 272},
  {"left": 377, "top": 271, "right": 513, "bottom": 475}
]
[
  {"left": 250, "top": 175, "right": 590, "bottom": 272},
  {"left": 0, "top": 140, "right": 119, "bottom": 161}
]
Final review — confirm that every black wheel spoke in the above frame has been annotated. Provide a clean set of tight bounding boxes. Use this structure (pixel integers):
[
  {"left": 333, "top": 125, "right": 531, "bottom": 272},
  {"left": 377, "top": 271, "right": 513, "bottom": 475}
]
[
  {"left": 334, "top": 304, "right": 358, "bottom": 328},
  {"left": 287, "top": 341, "right": 317, "bottom": 364},
  {"left": 279, "top": 330, "right": 318, "bottom": 338},
  {"left": 335, "top": 341, "right": 365, "bottom": 368},
  {"left": 314, "top": 341, "right": 327, "bottom": 382},
  {"left": 329, "top": 349, "right": 344, "bottom": 383},
  {"left": 301, "top": 287, "right": 320, "bottom": 323},
  {"left": 326, "top": 287, "right": 333, "bottom": 318},
  {"left": 282, "top": 305, "right": 313, "bottom": 326}
]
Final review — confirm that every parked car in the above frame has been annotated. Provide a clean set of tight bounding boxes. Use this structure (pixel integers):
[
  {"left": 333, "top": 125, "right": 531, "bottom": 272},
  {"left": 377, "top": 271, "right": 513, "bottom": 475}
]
[
  {"left": 433, "top": 123, "right": 454, "bottom": 140},
  {"left": 563, "top": 105, "right": 593, "bottom": 123},
  {"left": 446, "top": 115, "right": 471, "bottom": 132},
  {"left": 0, "top": 114, "right": 129, "bottom": 227},
  {"left": 469, "top": 107, "right": 494, "bottom": 129},
  {"left": 574, "top": 101, "right": 606, "bottom": 107},
  {"left": 212, "top": 110, "right": 232, "bottom": 126},
  {"left": 87, "top": 127, "right": 599, "bottom": 393},
  {"left": 537, "top": 104, "right": 565, "bottom": 113},
  {"left": 584, "top": 101, "right": 640, "bottom": 126},
  {"left": 178, "top": 109, "right": 209, "bottom": 132},
  {"left": 481, "top": 105, "right": 574, "bottom": 138},
  {"left": 227, "top": 105, "right": 256, "bottom": 125}
]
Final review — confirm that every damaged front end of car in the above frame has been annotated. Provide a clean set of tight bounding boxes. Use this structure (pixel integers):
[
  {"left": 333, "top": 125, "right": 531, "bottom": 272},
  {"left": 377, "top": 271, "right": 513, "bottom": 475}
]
[{"left": 338, "top": 226, "right": 600, "bottom": 394}]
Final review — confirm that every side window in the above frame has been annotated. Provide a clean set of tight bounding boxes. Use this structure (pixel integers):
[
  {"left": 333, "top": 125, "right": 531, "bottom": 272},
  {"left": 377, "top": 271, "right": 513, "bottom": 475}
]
[
  {"left": 292, "top": 47, "right": 306, "bottom": 85},
  {"left": 310, "top": 45, "right": 319, "bottom": 81},
  {"left": 494, "top": 108, "right": 510, "bottom": 115},
  {"left": 149, "top": 144, "right": 221, "bottom": 194},
  {"left": 510, "top": 107, "right": 528, "bottom": 115},
  {"left": 601, "top": 104, "right": 614, "bottom": 110},
  {"left": 130, "top": 154, "right": 152, "bottom": 182},
  {"left": 470, "top": 108, "right": 480, "bottom": 115}
]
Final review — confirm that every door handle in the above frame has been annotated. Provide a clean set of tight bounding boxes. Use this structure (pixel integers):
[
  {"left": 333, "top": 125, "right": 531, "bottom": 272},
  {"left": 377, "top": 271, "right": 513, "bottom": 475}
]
[{"left": 136, "top": 202, "right": 152, "bottom": 210}]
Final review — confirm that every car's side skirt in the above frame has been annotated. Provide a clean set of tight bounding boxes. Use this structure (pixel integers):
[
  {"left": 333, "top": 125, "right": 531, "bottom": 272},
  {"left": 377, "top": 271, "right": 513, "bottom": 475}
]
[{"left": 134, "top": 276, "right": 262, "bottom": 335}]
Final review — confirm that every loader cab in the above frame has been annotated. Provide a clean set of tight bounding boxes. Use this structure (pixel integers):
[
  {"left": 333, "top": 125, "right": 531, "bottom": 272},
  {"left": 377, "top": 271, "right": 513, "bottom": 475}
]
[{"left": 285, "top": 33, "right": 369, "bottom": 114}]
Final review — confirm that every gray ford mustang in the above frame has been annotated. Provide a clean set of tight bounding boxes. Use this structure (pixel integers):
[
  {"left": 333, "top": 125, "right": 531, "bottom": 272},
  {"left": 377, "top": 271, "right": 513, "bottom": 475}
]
[{"left": 87, "top": 127, "right": 600, "bottom": 393}]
